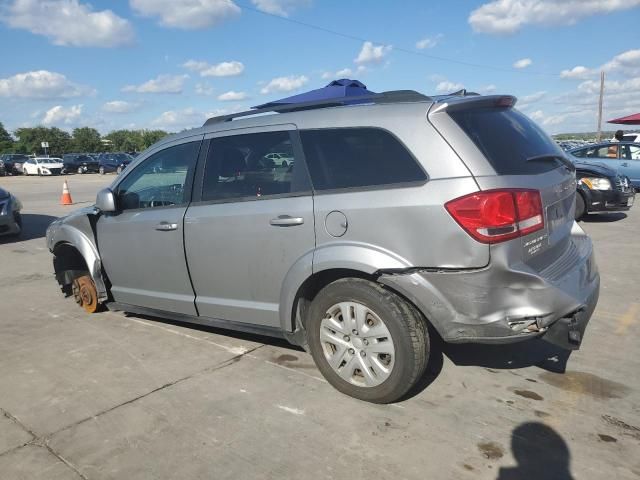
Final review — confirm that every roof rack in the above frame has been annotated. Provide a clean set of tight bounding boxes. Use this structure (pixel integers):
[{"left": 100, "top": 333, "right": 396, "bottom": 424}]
[{"left": 203, "top": 90, "right": 431, "bottom": 126}]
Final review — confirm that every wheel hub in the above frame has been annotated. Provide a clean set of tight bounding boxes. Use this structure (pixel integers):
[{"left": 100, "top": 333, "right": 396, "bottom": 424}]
[
  {"left": 320, "top": 301, "right": 395, "bottom": 388},
  {"left": 72, "top": 275, "right": 99, "bottom": 314}
]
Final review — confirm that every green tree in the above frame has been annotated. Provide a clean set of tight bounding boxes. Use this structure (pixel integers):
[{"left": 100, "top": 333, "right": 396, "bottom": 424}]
[
  {"left": 13, "top": 127, "right": 72, "bottom": 156},
  {"left": 0, "top": 122, "right": 13, "bottom": 153},
  {"left": 72, "top": 127, "right": 102, "bottom": 152},
  {"left": 140, "top": 129, "right": 168, "bottom": 150},
  {"left": 104, "top": 129, "right": 140, "bottom": 152}
]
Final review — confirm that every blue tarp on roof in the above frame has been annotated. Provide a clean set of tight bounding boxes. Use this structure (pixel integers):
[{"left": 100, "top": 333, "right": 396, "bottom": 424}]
[{"left": 254, "top": 79, "right": 376, "bottom": 109}]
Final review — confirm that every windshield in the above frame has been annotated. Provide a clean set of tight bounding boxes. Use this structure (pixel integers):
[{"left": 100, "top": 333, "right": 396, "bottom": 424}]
[
  {"left": 38, "top": 158, "right": 61, "bottom": 164},
  {"left": 450, "top": 107, "right": 565, "bottom": 175},
  {"left": 106, "top": 153, "right": 133, "bottom": 162}
]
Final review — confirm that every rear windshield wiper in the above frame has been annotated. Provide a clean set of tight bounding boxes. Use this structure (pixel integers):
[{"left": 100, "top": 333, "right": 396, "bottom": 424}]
[{"left": 526, "top": 154, "right": 575, "bottom": 172}]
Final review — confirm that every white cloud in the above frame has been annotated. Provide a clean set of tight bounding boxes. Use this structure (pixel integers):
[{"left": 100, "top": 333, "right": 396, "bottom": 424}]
[
  {"left": 130, "top": 0, "right": 240, "bottom": 29},
  {"left": 560, "top": 49, "right": 640, "bottom": 80},
  {"left": 42, "top": 104, "right": 83, "bottom": 125},
  {"left": 182, "top": 60, "right": 209, "bottom": 72},
  {"left": 578, "top": 76, "right": 640, "bottom": 95},
  {"left": 517, "top": 90, "right": 546, "bottom": 109},
  {"left": 250, "top": 0, "right": 311, "bottom": 17},
  {"left": 513, "top": 58, "right": 532, "bottom": 69},
  {"left": 2, "top": 0, "right": 134, "bottom": 47},
  {"left": 195, "top": 82, "right": 214, "bottom": 95},
  {"left": 354, "top": 41, "right": 392, "bottom": 65},
  {"left": 151, "top": 107, "right": 206, "bottom": 130},
  {"left": 122, "top": 74, "right": 188, "bottom": 94},
  {"left": 602, "top": 49, "right": 640, "bottom": 77},
  {"left": 560, "top": 65, "right": 593, "bottom": 79},
  {"left": 469, "top": 0, "right": 640, "bottom": 35},
  {"left": 321, "top": 67, "right": 362, "bottom": 80},
  {"left": 102, "top": 100, "right": 139, "bottom": 113},
  {"left": 529, "top": 110, "right": 544, "bottom": 121},
  {"left": 0, "top": 70, "right": 94, "bottom": 99},
  {"left": 182, "top": 60, "right": 244, "bottom": 77},
  {"left": 416, "top": 34, "right": 443, "bottom": 50},
  {"left": 435, "top": 80, "right": 464, "bottom": 93},
  {"left": 260, "top": 75, "right": 308, "bottom": 94},
  {"left": 479, "top": 84, "right": 497, "bottom": 93},
  {"left": 217, "top": 90, "right": 248, "bottom": 101}
]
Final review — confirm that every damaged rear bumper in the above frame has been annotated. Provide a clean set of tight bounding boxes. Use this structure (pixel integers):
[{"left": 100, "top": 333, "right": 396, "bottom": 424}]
[{"left": 379, "top": 223, "right": 600, "bottom": 350}]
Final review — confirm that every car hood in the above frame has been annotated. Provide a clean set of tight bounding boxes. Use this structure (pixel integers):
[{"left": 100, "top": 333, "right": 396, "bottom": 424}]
[
  {"left": 573, "top": 160, "right": 616, "bottom": 177},
  {"left": 41, "top": 162, "right": 64, "bottom": 168}
]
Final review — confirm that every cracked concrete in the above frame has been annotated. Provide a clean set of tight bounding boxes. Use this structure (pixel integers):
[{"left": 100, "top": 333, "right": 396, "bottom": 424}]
[{"left": 1, "top": 174, "right": 639, "bottom": 479}]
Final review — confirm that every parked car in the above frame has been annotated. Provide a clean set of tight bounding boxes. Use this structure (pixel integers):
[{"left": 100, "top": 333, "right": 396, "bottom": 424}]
[
  {"left": 22, "top": 157, "right": 64, "bottom": 176},
  {"left": 263, "top": 152, "right": 294, "bottom": 167},
  {"left": 0, "top": 154, "right": 28, "bottom": 175},
  {"left": 46, "top": 90, "right": 599, "bottom": 403},
  {"left": 572, "top": 160, "right": 635, "bottom": 219},
  {"left": 611, "top": 132, "right": 640, "bottom": 143},
  {"left": 97, "top": 153, "right": 134, "bottom": 175},
  {"left": 62, "top": 154, "right": 100, "bottom": 174},
  {"left": 0, "top": 158, "right": 5, "bottom": 176},
  {"left": 569, "top": 142, "right": 640, "bottom": 190},
  {"left": 0, "top": 187, "right": 22, "bottom": 236}
]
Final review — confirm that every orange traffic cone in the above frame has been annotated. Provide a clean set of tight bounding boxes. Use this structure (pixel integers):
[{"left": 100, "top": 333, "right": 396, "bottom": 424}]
[{"left": 60, "top": 180, "right": 73, "bottom": 205}]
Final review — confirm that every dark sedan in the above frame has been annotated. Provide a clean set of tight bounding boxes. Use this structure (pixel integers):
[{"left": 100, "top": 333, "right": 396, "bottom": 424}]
[
  {"left": 97, "top": 153, "right": 133, "bottom": 175},
  {"left": 0, "top": 154, "right": 28, "bottom": 175},
  {"left": 62, "top": 154, "right": 100, "bottom": 174},
  {"left": 573, "top": 160, "right": 635, "bottom": 219}
]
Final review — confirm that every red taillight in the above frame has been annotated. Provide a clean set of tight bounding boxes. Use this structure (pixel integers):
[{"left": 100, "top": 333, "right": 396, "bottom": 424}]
[{"left": 445, "top": 189, "right": 544, "bottom": 244}]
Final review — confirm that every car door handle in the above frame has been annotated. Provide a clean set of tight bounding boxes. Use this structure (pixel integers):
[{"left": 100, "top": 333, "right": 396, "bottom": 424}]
[
  {"left": 269, "top": 215, "right": 304, "bottom": 227},
  {"left": 155, "top": 222, "right": 178, "bottom": 231}
]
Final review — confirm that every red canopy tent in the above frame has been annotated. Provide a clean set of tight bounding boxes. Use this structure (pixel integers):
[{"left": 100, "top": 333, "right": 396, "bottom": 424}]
[{"left": 607, "top": 113, "right": 640, "bottom": 125}]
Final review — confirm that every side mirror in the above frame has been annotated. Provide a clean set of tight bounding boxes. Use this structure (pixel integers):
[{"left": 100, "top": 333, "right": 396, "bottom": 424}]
[{"left": 96, "top": 188, "right": 117, "bottom": 213}]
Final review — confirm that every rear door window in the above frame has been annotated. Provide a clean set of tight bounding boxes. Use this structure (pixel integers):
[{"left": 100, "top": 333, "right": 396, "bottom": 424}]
[
  {"left": 450, "top": 108, "right": 564, "bottom": 174},
  {"left": 201, "top": 131, "right": 310, "bottom": 202},
  {"left": 300, "top": 128, "right": 426, "bottom": 191}
]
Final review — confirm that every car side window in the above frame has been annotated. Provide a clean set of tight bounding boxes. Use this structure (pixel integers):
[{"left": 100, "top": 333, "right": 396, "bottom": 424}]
[
  {"left": 116, "top": 141, "right": 200, "bottom": 211},
  {"left": 300, "top": 128, "right": 427, "bottom": 191},
  {"left": 584, "top": 146, "right": 616, "bottom": 159},
  {"left": 621, "top": 145, "right": 640, "bottom": 160},
  {"left": 201, "top": 131, "right": 308, "bottom": 202}
]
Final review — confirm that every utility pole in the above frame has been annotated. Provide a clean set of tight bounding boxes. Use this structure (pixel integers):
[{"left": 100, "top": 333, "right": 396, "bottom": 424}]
[{"left": 596, "top": 71, "right": 605, "bottom": 141}]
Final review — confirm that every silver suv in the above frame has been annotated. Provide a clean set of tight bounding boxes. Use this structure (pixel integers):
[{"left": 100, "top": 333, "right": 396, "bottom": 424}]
[{"left": 46, "top": 91, "right": 600, "bottom": 403}]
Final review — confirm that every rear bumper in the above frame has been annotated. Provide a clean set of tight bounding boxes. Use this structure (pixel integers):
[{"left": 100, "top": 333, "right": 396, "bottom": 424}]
[{"left": 379, "top": 222, "right": 599, "bottom": 350}]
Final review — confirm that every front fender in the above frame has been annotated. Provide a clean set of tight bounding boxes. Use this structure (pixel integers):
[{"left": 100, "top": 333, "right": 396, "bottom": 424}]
[
  {"left": 47, "top": 209, "right": 108, "bottom": 302},
  {"left": 279, "top": 242, "right": 412, "bottom": 332}
]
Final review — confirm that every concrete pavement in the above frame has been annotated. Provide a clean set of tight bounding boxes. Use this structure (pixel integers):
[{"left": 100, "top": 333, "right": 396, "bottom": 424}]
[{"left": 1, "top": 173, "right": 639, "bottom": 479}]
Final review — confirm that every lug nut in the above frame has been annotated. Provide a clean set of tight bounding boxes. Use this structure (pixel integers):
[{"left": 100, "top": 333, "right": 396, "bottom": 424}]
[
  {"left": 363, "top": 339, "right": 369, "bottom": 346},
  {"left": 366, "top": 319, "right": 374, "bottom": 326},
  {"left": 352, "top": 329, "right": 358, "bottom": 335},
  {"left": 360, "top": 351, "right": 366, "bottom": 357},
  {"left": 348, "top": 348, "right": 355, "bottom": 355},
  {"left": 343, "top": 335, "right": 350, "bottom": 342}
]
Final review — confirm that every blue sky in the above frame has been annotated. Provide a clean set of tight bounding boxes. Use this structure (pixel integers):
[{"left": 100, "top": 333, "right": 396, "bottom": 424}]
[{"left": 0, "top": 0, "right": 639, "bottom": 135}]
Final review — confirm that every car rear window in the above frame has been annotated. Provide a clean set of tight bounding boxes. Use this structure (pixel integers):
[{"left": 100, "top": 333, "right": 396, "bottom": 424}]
[
  {"left": 300, "top": 128, "right": 426, "bottom": 191},
  {"left": 450, "top": 107, "right": 564, "bottom": 175}
]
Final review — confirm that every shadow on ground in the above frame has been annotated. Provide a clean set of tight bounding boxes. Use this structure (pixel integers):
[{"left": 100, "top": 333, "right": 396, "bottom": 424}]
[
  {"left": 496, "top": 422, "right": 574, "bottom": 480},
  {"left": 123, "top": 312, "right": 302, "bottom": 352},
  {"left": 0, "top": 214, "right": 58, "bottom": 243},
  {"left": 442, "top": 338, "right": 572, "bottom": 374},
  {"left": 581, "top": 212, "right": 627, "bottom": 223}
]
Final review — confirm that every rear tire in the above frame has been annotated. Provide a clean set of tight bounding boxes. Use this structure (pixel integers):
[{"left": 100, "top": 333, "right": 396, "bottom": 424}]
[
  {"left": 77, "top": 166, "right": 84, "bottom": 174},
  {"left": 116, "top": 165, "right": 123, "bottom": 175},
  {"left": 575, "top": 193, "right": 587, "bottom": 220},
  {"left": 306, "top": 278, "right": 429, "bottom": 403}
]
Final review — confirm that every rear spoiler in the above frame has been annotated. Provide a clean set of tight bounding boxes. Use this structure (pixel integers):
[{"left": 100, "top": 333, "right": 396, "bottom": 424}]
[{"left": 429, "top": 95, "right": 517, "bottom": 115}]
